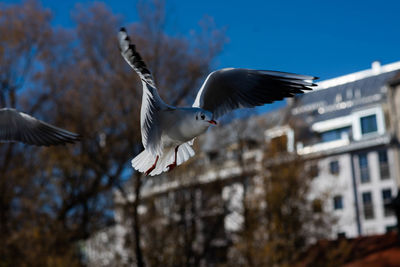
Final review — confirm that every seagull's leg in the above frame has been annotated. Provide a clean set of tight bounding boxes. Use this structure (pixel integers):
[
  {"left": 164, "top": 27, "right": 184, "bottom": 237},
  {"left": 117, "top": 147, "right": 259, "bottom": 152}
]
[
  {"left": 167, "top": 145, "right": 179, "bottom": 172},
  {"left": 145, "top": 155, "right": 159, "bottom": 176}
]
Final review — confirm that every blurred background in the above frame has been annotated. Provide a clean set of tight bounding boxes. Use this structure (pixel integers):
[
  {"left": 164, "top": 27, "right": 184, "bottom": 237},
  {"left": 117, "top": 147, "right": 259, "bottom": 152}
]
[{"left": 1, "top": 0, "right": 400, "bottom": 266}]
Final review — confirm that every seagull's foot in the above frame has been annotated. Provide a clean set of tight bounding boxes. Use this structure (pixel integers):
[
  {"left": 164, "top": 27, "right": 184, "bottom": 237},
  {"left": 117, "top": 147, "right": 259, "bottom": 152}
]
[
  {"left": 145, "top": 156, "right": 159, "bottom": 176},
  {"left": 145, "top": 166, "right": 156, "bottom": 176},
  {"left": 167, "top": 162, "right": 177, "bottom": 172}
]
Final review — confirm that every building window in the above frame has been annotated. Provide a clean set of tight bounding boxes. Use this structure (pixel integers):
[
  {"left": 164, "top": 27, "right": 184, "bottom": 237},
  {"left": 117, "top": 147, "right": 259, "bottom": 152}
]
[
  {"left": 359, "top": 153, "right": 370, "bottom": 183},
  {"left": 386, "top": 225, "right": 397, "bottom": 233},
  {"left": 333, "top": 195, "right": 343, "bottom": 210},
  {"left": 208, "top": 151, "right": 219, "bottom": 161},
  {"left": 311, "top": 164, "right": 319, "bottom": 178},
  {"left": 337, "top": 232, "right": 346, "bottom": 238},
  {"left": 270, "top": 135, "right": 289, "bottom": 153},
  {"left": 312, "top": 199, "right": 323, "bottom": 213},
  {"left": 307, "top": 162, "right": 319, "bottom": 179},
  {"left": 346, "top": 89, "right": 353, "bottom": 99},
  {"left": 321, "top": 127, "right": 351, "bottom": 143},
  {"left": 378, "top": 150, "right": 390, "bottom": 179},
  {"left": 360, "top": 114, "right": 378, "bottom": 135},
  {"left": 362, "top": 192, "right": 374, "bottom": 220},
  {"left": 335, "top": 93, "right": 342, "bottom": 103},
  {"left": 330, "top": 160, "right": 340, "bottom": 175},
  {"left": 382, "top": 189, "right": 394, "bottom": 217}
]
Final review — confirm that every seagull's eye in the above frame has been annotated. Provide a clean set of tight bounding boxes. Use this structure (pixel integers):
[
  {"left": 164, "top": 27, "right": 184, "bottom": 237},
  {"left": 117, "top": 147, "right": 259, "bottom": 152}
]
[{"left": 201, "top": 114, "right": 205, "bottom": 120}]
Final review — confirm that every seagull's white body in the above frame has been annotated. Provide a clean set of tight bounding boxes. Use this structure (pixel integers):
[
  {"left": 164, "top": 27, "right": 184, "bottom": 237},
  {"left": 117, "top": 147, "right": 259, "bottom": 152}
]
[
  {"left": 159, "top": 108, "right": 210, "bottom": 145},
  {"left": 118, "top": 28, "right": 317, "bottom": 176},
  {"left": 131, "top": 86, "right": 212, "bottom": 175}
]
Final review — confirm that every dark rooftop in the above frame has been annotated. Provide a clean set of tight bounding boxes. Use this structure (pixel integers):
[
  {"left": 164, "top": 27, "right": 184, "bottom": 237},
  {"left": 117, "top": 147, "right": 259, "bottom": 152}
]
[{"left": 292, "top": 69, "right": 400, "bottom": 123}]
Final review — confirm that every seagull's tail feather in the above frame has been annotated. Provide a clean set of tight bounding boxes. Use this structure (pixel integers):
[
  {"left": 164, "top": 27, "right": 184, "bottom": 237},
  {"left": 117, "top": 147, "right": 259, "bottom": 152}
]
[
  {"left": 152, "top": 142, "right": 195, "bottom": 175},
  {"left": 131, "top": 149, "right": 155, "bottom": 173},
  {"left": 131, "top": 142, "right": 195, "bottom": 176}
]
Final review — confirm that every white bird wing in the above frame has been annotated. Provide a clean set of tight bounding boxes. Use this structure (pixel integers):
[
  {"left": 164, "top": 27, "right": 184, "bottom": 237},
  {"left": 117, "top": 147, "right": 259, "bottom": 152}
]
[
  {"left": 0, "top": 108, "right": 81, "bottom": 146},
  {"left": 193, "top": 68, "right": 317, "bottom": 118},
  {"left": 118, "top": 28, "right": 172, "bottom": 155}
]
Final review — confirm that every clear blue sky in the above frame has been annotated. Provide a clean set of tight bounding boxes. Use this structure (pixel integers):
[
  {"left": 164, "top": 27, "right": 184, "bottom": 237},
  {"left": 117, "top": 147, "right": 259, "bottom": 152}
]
[{"left": 4, "top": 0, "right": 400, "bottom": 112}]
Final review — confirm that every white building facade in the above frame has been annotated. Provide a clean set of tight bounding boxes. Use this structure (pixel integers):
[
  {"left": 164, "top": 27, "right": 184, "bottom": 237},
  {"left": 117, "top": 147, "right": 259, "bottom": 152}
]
[{"left": 292, "top": 61, "right": 400, "bottom": 238}]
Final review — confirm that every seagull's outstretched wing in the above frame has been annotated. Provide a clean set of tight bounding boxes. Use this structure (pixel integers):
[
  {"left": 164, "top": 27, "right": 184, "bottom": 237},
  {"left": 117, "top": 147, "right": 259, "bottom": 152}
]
[
  {"left": 118, "top": 27, "right": 156, "bottom": 88},
  {"left": 193, "top": 68, "right": 317, "bottom": 118},
  {"left": 0, "top": 108, "right": 81, "bottom": 146},
  {"left": 118, "top": 28, "right": 171, "bottom": 155}
]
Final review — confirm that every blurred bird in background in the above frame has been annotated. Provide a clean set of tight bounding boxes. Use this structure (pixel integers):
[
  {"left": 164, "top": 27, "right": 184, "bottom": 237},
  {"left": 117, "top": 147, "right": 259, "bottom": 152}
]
[{"left": 0, "top": 108, "right": 81, "bottom": 146}]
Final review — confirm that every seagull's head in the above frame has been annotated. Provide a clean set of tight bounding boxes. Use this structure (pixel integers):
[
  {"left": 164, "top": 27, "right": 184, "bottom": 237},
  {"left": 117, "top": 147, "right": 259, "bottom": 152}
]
[{"left": 195, "top": 110, "right": 217, "bottom": 126}]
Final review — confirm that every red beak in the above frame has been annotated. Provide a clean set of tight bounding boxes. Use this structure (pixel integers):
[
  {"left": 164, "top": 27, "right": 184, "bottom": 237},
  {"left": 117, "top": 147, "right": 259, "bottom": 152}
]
[{"left": 208, "top": 120, "right": 217, "bottom": 125}]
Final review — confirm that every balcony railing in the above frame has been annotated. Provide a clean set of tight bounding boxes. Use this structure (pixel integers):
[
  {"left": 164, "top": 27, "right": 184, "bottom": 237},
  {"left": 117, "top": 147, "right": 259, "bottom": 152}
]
[{"left": 297, "top": 138, "right": 350, "bottom": 155}]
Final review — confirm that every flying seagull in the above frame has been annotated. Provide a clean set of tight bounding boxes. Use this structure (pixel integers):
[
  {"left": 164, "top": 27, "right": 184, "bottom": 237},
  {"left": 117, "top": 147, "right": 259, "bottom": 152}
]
[
  {"left": 118, "top": 27, "right": 317, "bottom": 176},
  {"left": 0, "top": 108, "right": 81, "bottom": 146}
]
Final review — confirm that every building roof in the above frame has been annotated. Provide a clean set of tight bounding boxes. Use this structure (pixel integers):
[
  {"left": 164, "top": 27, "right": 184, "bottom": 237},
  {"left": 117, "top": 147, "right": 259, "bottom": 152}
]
[
  {"left": 292, "top": 62, "right": 400, "bottom": 123},
  {"left": 315, "top": 61, "right": 400, "bottom": 90}
]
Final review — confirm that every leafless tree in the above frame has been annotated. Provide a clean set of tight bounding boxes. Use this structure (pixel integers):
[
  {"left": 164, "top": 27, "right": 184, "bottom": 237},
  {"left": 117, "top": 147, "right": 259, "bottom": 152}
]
[{"left": 0, "top": 0, "right": 225, "bottom": 265}]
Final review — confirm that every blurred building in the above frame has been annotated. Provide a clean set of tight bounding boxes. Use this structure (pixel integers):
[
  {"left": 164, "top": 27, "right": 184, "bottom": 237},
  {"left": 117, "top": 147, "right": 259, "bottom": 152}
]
[
  {"left": 84, "top": 61, "right": 400, "bottom": 265},
  {"left": 291, "top": 60, "right": 400, "bottom": 238}
]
